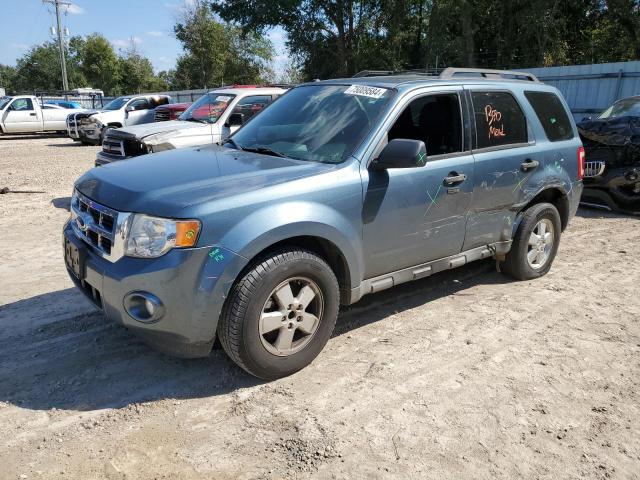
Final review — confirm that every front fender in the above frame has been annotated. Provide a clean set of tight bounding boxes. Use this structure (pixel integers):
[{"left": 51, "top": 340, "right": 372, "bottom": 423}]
[{"left": 217, "top": 201, "right": 364, "bottom": 290}]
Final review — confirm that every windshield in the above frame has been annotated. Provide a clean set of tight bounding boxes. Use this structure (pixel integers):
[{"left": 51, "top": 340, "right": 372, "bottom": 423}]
[
  {"left": 228, "top": 84, "right": 394, "bottom": 163},
  {"left": 0, "top": 96, "right": 12, "bottom": 110},
  {"left": 102, "top": 96, "right": 131, "bottom": 111},
  {"left": 599, "top": 98, "right": 640, "bottom": 119},
  {"left": 179, "top": 93, "right": 235, "bottom": 124}
]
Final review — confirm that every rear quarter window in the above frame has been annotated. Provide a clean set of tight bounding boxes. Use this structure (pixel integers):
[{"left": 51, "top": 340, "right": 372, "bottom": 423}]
[
  {"left": 471, "top": 91, "right": 528, "bottom": 149},
  {"left": 525, "top": 91, "right": 574, "bottom": 142}
]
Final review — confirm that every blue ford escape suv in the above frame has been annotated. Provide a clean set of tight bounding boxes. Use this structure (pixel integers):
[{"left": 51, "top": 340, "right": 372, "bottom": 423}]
[{"left": 64, "top": 68, "right": 584, "bottom": 379}]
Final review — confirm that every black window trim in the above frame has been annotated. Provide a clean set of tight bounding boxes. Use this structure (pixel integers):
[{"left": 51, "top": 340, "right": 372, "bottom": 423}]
[
  {"left": 368, "top": 90, "right": 471, "bottom": 168},
  {"left": 467, "top": 88, "right": 533, "bottom": 154}
]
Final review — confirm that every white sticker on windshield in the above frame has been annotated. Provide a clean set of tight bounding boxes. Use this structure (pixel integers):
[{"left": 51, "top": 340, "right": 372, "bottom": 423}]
[
  {"left": 216, "top": 95, "right": 232, "bottom": 102},
  {"left": 344, "top": 85, "right": 387, "bottom": 99}
]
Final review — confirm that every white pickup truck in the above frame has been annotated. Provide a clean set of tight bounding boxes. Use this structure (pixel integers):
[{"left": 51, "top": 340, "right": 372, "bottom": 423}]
[
  {"left": 67, "top": 94, "right": 171, "bottom": 145},
  {"left": 0, "top": 95, "right": 85, "bottom": 134},
  {"left": 95, "top": 86, "right": 286, "bottom": 165}
]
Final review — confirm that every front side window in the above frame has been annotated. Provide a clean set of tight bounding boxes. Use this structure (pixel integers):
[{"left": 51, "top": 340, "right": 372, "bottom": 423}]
[
  {"left": 525, "top": 91, "right": 574, "bottom": 142},
  {"left": 229, "top": 84, "right": 394, "bottom": 164},
  {"left": 471, "top": 91, "right": 528, "bottom": 149},
  {"left": 232, "top": 95, "right": 273, "bottom": 122},
  {"left": 387, "top": 93, "right": 463, "bottom": 156},
  {"left": 179, "top": 93, "right": 236, "bottom": 124},
  {"left": 128, "top": 98, "right": 150, "bottom": 111},
  {"left": 11, "top": 98, "right": 34, "bottom": 111},
  {"left": 598, "top": 97, "right": 640, "bottom": 119},
  {"left": 103, "top": 97, "right": 131, "bottom": 111}
]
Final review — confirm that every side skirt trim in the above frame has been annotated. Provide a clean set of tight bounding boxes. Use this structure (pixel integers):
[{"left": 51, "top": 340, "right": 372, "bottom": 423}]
[{"left": 347, "top": 240, "right": 512, "bottom": 304}]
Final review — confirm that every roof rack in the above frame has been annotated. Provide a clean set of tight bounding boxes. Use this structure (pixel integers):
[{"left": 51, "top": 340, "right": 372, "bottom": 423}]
[
  {"left": 353, "top": 68, "right": 443, "bottom": 78},
  {"left": 352, "top": 67, "right": 540, "bottom": 82},
  {"left": 439, "top": 67, "right": 540, "bottom": 82}
]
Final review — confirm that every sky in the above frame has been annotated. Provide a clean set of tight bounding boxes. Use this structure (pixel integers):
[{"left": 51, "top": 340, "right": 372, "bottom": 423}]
[{"left": 0, "top": 0, "right": 288, "bottom": 75}]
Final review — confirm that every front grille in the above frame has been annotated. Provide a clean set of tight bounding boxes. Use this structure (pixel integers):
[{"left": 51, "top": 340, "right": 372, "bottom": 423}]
[
  {"left": 584, "top": 161, "right": 606, "bottom": 178},
  {"left": 155, "top": 110, "right": 170, "bottom": 122},
  {"left": 102, "top": 137, "right": 125, "bottom": 157},
  {"left": 102, "top": 134, "right": 147, "bottom": 158},
  {"left": 70, "top": 191, "right": 119, "bottom": 257}
]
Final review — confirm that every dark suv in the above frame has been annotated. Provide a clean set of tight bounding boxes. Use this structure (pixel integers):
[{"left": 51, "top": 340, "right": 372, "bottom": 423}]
[{"left": 64, "top": 68, "right": 584, "bottom": 379}]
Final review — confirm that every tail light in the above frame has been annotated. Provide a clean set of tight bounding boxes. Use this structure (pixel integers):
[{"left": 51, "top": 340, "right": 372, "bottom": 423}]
[{"left": 577, "top": 146, "right": 586, "bottom": 180}]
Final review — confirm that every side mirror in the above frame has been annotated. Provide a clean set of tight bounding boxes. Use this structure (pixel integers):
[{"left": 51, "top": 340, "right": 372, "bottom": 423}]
[
  {"left": 370, "top": 139, "right": 428, "bottom": 170},
  {"left": 126, "top": 105, "right": 135, "bottom": 112},
  {"left": 225, "top": 112, "right": 245, "bottom": 127}
]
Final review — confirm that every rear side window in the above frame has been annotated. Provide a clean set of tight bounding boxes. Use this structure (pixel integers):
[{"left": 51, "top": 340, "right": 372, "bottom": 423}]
[
  {"left": 525, "top": 91, "right": 574, "bottom": 141},
  {"left": 471, "top": 91, "right": 527, "bottom": 149}
]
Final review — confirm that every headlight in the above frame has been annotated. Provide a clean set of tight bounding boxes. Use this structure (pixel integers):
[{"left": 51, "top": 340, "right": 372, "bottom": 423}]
[{"left": 124, "top": 214, "right": 201, "bottom": 258}]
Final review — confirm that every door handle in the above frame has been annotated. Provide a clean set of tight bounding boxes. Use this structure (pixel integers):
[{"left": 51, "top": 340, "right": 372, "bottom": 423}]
[
  {"left": 29, "top": 112, "right": 36, "bottom": 117},
  {"left": 443, "top": 173, "right": 467, "bottom": 185},
  {"left": 521, "top": 159, "right": 539, "bottom": 171}
]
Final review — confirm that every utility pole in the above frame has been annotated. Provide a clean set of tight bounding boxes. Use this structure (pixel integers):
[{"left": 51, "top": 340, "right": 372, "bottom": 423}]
[{"left": 43, "top": 0, "right": 71, "bottom": 91}]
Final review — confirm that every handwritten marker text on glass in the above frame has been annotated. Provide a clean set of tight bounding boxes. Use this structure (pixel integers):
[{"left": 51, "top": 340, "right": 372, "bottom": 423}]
[{"left": 485, "top": 104, "right": 507, "bottom": 140}]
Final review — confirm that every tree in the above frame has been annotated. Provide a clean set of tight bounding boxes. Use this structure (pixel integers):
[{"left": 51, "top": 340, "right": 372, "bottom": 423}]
[
  {"left": 174, "top": 0, "right": 274, "bottom": 88},
  {"left": 0, "top": 64, "right": 17, "bottom": 93},
  {"left": 118, "top": 40, "right": 164, "bottom": 93},
  {"left": 80, "top": 34, "right": 121, "bottom": 94}
]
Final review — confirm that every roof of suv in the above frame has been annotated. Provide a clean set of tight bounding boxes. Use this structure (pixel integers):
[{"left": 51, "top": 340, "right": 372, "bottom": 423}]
[{"left": 310, "top": 68, "right": 548, "bottom": 91}]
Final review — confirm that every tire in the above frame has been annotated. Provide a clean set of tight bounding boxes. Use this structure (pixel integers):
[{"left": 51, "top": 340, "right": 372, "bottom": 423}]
[
  {"left": 218, "top": 249, "right": 340, "bottom": 380},
  {"left": 501, "top": 202, "right": 562, "bottom": 281}
]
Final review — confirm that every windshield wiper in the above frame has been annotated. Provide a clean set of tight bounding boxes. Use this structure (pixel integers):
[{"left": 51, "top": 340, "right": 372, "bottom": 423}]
[
  {"left": 184, "top": 117, "right": 207, "bottom": 123},
  {"left": 242, "top": 145, "right": 286, "bottom": 158}
]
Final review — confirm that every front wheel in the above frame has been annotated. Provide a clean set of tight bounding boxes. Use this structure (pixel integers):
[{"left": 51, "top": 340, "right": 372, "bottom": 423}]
[
  {"left": 218, "top": 249, "right": 340, "bottom": 379},
  {"left": 501, "top": 202, "right": 562, "bottom": 280}
]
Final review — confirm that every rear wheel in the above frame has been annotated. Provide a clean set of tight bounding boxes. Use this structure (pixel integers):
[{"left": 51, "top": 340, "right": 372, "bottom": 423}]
[
  {"left": 218, "top": 249, "right": 339, "bottom": 379},
  {"left": 501, "top": 202, "right": 561, "bottom": 280}
]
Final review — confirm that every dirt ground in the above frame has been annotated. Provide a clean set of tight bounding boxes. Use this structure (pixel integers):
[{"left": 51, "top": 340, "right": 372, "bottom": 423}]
[{"left": 0, "top": 134, "right": 638, "bottom": 480}]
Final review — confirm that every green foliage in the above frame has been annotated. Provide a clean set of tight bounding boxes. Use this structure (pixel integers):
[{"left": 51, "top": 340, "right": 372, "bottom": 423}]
[
  {"left": 0, "top": 64, "right": 18, "bottom": 93},
  {"left": 173, "top": 0, "right": 274, "bottom": 88},
  {"left": 213, "top": 0, "right": 640, "bottom": 80},
  {"left": 79, "top": 34, "right": 121, "bottom": 94}
]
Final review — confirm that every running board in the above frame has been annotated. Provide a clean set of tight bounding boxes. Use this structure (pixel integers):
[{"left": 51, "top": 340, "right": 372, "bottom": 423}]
[{"left": 348, "top": 241, "right": 511, "bottom": 304}]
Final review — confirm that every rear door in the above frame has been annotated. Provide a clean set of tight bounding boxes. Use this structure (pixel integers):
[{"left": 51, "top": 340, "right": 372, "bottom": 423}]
[
  {"left": 462, "top": 88, "right": 537, "bottom": 250},
  {"left": 3, "top": 98, "right": 41, "bottom": 133}
]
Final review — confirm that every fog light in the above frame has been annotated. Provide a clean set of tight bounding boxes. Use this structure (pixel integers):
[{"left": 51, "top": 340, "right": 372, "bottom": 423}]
[{"left": 124, "top": 291, "right": 165, "bottom": 323}]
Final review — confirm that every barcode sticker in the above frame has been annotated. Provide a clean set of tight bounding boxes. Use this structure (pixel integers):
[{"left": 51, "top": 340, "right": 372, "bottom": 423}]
[{"left": 344, "top": 85, "right": 387, "bottom": 99}]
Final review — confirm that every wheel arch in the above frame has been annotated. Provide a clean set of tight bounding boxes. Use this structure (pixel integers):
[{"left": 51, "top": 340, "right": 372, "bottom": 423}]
[
  {"left": 518, "top": 187, "right": 570, "bottom": 231},
  {"left": 240, "top": 235, "right": 353, "bottom": 305}
]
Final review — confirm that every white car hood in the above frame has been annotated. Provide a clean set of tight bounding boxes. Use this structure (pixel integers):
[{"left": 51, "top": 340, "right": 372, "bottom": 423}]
[{"left": 118, "top": 120, "right": 212, "bottom": 141}]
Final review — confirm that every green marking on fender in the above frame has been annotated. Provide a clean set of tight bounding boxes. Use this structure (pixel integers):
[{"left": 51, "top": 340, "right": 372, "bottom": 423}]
[{"left": 209, "top": 247, "right": 225, "bottom": 263}]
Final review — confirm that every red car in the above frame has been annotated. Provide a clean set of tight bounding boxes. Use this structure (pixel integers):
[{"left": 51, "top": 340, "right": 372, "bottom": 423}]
[{"left": 154, "top": 102, "right": 192, "bottom": 122}]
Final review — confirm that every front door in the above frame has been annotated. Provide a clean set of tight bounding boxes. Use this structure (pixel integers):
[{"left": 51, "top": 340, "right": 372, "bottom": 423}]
[
  {"left": 124, "top": 98, "right": 153, "bottom": 126},
  {"left": 362, "top": 89, "right": 474, "bottom": 279},
  {"left": 3, "top": 98, "right": 41, "bottom": 133}
]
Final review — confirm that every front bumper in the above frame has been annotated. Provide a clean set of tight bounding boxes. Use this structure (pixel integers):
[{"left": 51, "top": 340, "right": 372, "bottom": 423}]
[
  {"left": 63, "top": 221, "right": 243, "bottom": 357},
  {"left": 582, "top": 165, "right": 640, "bottom": 209}
]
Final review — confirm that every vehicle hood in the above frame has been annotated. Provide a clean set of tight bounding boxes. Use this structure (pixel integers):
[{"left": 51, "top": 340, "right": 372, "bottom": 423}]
[
  {"left": 74, "top": 110, "right": 120, "bottom": 121},
  {"left": 578, "top": 116, "right": 640, "bottom": 167},
  {"left": 75, "top": 145, "right": 338, "bottom": 217},
  {"left": 113, "top": 120, "right": 208, "bottom": 141},
  {"left": 577, "top": 116, "right": 640, "bottom": 147}
]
